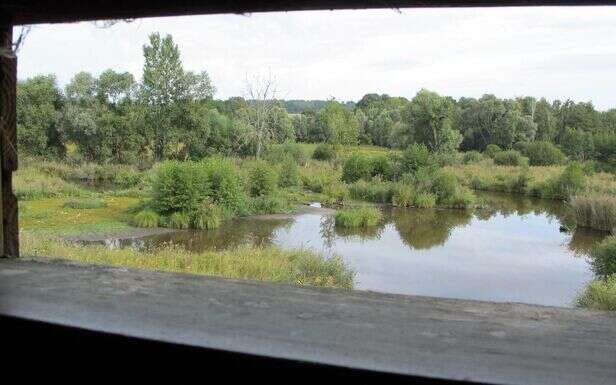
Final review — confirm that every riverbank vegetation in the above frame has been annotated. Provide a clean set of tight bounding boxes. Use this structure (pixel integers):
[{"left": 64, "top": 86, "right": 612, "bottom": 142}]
[{"left": 577, "top": 236, "right": 616, "bottom": 311}]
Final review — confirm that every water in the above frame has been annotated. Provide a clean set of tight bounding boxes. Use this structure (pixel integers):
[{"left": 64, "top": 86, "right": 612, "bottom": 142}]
[{"left": 87, "top": 193, "right": 608, "bottom": 307}]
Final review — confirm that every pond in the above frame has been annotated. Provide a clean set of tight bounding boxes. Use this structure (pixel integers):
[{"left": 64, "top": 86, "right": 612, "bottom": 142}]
[{"left": 86, "top": 192, "right": 608, "bottom": 307}]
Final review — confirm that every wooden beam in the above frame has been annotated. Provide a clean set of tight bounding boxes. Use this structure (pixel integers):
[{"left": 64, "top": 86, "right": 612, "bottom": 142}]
[{"left": 0, "top": 25, "right": 19, "bottom": 258}]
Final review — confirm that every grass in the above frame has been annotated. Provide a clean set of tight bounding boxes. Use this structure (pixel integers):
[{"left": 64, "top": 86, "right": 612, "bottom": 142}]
[
  {"left": 576, "top": 275, "right": 616, "bottom": 311},
  {"left": 14, "top": 167, "right": 91, "bottom": 200},
  {"left": 21, "top": 234, "right": 354, "bottom": 289},
  {"left": 570, "top": 194, "right": 616, "bottom": 233},
  {"left": 62, "top": 198, "right": 107, "bottom": 209},
  {"left": 335, "top": 206, "right": 382, "bottom": 228},
  {"left": 588, "top": 235, "right": 616, "bottom": 278},
  {"left": 133, "top": 209, "right": 160, "bottom": 228}
]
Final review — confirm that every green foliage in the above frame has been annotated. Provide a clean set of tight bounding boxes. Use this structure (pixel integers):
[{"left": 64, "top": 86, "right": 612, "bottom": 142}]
[
  {"left": 248, "top": 160, "right": 278, "bottom": 197},
  {"left": 200, "top": 157, "right": 247, "bottom": 215},
  {"left": 348, "top": 179, "right": 393, "bottom": 203},
  {"left": 484, "top": 144, "right": 502, "bottom": 158},
  {"left": 462, "top": 151, "right": 484, "bottom": 164},
  {"left": 570, "top": 194, "right": 616, "bottom": 233},
  {"left": 133, "top": 209, "right": 160, "bottom": 228},
  {"left": 432, "top": 172, "right": 458, "bottom": 203},
  {"left": 113, "top": 167, "right": 143, "bottom": 189},
  {"left": 152, "top": 161, "right": 210, "bottom": 215},
  {"left": 370, "top": 155, "right": 394, "bottom": 180},
  {"left": 335, "top": 206, "right": 382, "bottom": 228},
  {"left": 168, "top": 211, "right": 190, "bottom": 229},
  {"left": 576, "top": 275, "right": 616, "bottom": 311},
  {"left": 541, "top": 162, "right": 586, "bottom": 200},
  {"left": 400, "top": 143, "right": 435, "bottom": 174},
  {"left": 63, "top": 199, "right": 107, "bottom": 209},
  {"left": 14, "top": 167, "right": 90, "bottom": 200},
  {"left": 520, "top": 141, "right": 566, "bottom": 166},
  {"left": 267, "top": 142, "right": 308, "bottom": 166},
  {"left": 312, "top": 143, "right": 337, "bottom": 161},
  {"left": 249, "top": 194, "right": 290, "bottom": 215},
  {"left": 317, "top": 100, "right": 359, "bottom": 145},
  {"left": 342, "top": 153, "right": 373, "bottom": 183},
  {"left": 391, "top": 183, "right": 414, "bottom": 207},
  {"left": 278, "top": 157, "right": 300, "bottom": 188},
  {"left": 589, "top": 236, "right": 616, "bottom": 278},
  {"left": 190, "top": 201, "right": 222, "bottom": 230},
  {"left": 322, "top": 181, "right": 349, "bottom": 205},
  {"left": 413, "top": 192, "right": 436, "bottom": 208},
  {"left": 493, "top": 150, "right": 528, "bottom": 166}
]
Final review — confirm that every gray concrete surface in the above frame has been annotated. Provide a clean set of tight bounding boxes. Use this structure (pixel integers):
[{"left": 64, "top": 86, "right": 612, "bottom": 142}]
[{"left": 1, "top": 258, "right": 615, "bottom": 384}]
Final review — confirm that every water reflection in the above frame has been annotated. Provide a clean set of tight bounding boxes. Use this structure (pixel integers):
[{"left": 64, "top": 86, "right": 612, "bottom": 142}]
[{"left": 83, "top": 192, "right": 609, "bottom": 307}]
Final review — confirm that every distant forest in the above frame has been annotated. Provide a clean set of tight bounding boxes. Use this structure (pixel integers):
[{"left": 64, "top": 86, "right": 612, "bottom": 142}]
[{"left": 17, "top": 32, "right": 616, "bottom": 170}]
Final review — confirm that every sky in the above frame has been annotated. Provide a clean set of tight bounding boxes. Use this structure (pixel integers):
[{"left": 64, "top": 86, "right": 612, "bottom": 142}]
[{"left": 16, "top": 6, "right": 616, "bottom": 110}]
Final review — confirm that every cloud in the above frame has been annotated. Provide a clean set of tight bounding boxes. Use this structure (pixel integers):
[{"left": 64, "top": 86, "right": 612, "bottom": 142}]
[{"left": 16, "top": 6, "right": 616, "bottom": 110}]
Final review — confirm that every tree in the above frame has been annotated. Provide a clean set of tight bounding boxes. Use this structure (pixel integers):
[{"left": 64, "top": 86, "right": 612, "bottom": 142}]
[
  {"left": 402, "top": 89, "right": 460, "bottom": 152},
  {"left": 96, "top": 69, "right": 135, "bottom": 106},
  {"left": 242, "top": 74, "right": 279, "bottom": 158},
  {"left": 534, "top": 98, "right": 557, "bottom": 141},
  {"left": 16, "top": 75, "right": 63, "bottom": 156},
  {"left": 317, "top": 100, "right": 359, "bottom": 146}
]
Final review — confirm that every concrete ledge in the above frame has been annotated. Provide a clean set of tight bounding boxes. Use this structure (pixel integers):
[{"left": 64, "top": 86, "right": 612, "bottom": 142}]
[{"left": 1, "top": 258, "right": 615, "bottom": 384}]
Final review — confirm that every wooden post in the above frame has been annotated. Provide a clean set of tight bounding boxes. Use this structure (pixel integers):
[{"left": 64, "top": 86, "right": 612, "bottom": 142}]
[{"left": 0, "top": 25, "right": 19, "bottom": 258}]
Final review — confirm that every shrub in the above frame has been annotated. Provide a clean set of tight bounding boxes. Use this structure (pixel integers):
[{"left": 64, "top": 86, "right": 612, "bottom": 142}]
[
  {"left": 432, "top": 172, "right": 458, "bottom": 204},
  {"left": 278, "top": 157, "right": 300, "bottom": 188},
  {"left": 446, "top": 187, "right": 476, "bottom": 209},
  {"left": 133, "top": 210, "right": 160, "bottom": 228},
  {"left": 589, "top": 236, "right": 616, "bottom": 278},
  {"left": 312, "top": 143, "right": 336, "bottom": 161},
  {"left": 521, "top": 141, "right": 566, "bottom": 166},
  {"left": 570, "top": 194, "right": 616, "bottom": 233},
  {"left": 250, "top": 194, "right": 290, "bottom": 215},
  {"left": 190, "top": 201, "right": 223, "bottom": 230},
  {"left": 400, "top": 143, "right": 434, "bottom": 174},
  {"left": 152, "top": 161, "right": 210, "bottom": 215},
  {"left": 201, "top": 157, "right": 247, "bottom": 215},
  {"left": 462, "top": 151, "right": 483, "bottom": 164},
  {"left": 342, "top": 153, "right": 373, "bottom": 183},
  {"left": 348, "top": 179, "right": 392, "bottom": 203},
  {"left": 113, "top": 166, "right": 143, "bottom": 188},
  {"left": 414, "top": 192, "right": 436, "bottom": 208},
  {"left": 542, "top": 162, "right": 586, "bottom": 200},
  {"left": 62, "top": 199, "right": 107, "bottom": 209},
  {"left": 322, "top": 181, "right": 349, "bottom": 205},
  {"left": 370, "top": 155, "right": 394, "bottom": 180},
  {"left": 493, "top": 150, "right": 528, "bottom": 166},
  {"left": 391, "top": 183, "right": 414, "bottom": 207},
  {"left": 576, "top": 275, "right": 616, "bottom": 311},
  {"left": 168, "top": 212, "right": 190, "bottom": 229},
  {"left": 248, "top": 160, "right": 278, "bottom": 197},
  {"left": 434, "top": 151, "right": 462, "bottom": 167},
  {"left": 267, "top": 142, "right": 308, "bottom": 166},
  {"left": 484, "top": 144, "right": 502, "bottom": 158},
  {"left": 335, "top": 206, "right": 382, "bottom": 228}
]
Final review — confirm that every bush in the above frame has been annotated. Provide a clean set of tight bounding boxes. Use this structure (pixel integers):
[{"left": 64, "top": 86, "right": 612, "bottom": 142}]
[
  {"left": 414, "top": 192, "right": 436, "bottom": 208},
  {"left": 542, "top": 162, "right": 586, "bottom": 200},
  {"left": 391, "top": 183, "right": 414, "bottom": 207},
  {"left": 432, "top": 172, "right": 458, "bottom": 204},
  {"left": 342, "top": 153, "right": 373, "bottom": 183},
  {"left": 433, "top": 151, "right": 462, "bottom": 167},
  {"left": 446, "top": 187, "right": 476, "bottom": 209},
  {"left": 462, "top": 151, "right": 484, "bottom": 164},
  {"left": 589, "top": 236, "right": 616, "bottom": 278},
  {"left": 576, "top": 275, "right": 616, "bottom": 311},
  {"left": 250, "top": 194, "right": 290, "bottom": 215},
  {"left": 322, "top": 181, "right": 349, "bottom": 205},
  {"left": 400, "top": 143, "right": 434, "bottom": 174},
  {"left": 62, "top": 199, "right": 107, "bottom": 209},
  {"left": 133, "top": 210, "right": 160, "bottom": 228},
  {"left": 168, "top": 212, "right": 190, "bottom": 229},
  {"left": 152, "top": 161, "right": 210, "bottom": 215},
  {"left": 570, "top": 194, "right": 616, "bottom": 233},
  {"left": 201, "top": 157, "right": 247, "bottom": 215},
  {"left": 493, "top": 150, "right": 528, "bottom": 166},
  {"left": 335, "top": 206, "right": 382, "bottom": 228},
  {"left": 521, "top": 141, "right": 566, "bottom": 166},
  {"left": 312, "top": 143, "right": 336, "bottom": 161},
  {"left": 113, "top": 166, "right": 143, "bottom": 188},
  {"left": 370, "top": 155, "right": 394, "bottom": 180},
  {"left": 267, "top": 142, "right": 308, "bottom": 166},
  {"left": 278, "top": 157, "right": 300, "bottom": 188},
  {"left": 190, "top": 201, "right": 223, "bottom": 230},
  {"left": 248, "top": 160, "right": 278, "bottom": 197},
  {"left": 348, "top": 179, "right": 392, "bottom": 203},
  {"left": 484, "top": 144, "right": 502, "bottom": 158}
]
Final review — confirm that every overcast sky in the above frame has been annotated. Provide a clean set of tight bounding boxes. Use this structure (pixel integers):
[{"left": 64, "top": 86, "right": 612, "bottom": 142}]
[{"left": 16, "top": 7, "right": 616, "bottom": 110}]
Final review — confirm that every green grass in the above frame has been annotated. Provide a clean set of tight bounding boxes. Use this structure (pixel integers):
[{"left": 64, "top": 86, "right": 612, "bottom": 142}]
[
  {"left": 133, "top": 209, "right": 160, "bottom": 228},
  {"left": 62, "top": 198, "right": 107, "bottom": 209},
  {"left": 414, "top": 192, "right": 436, "bottom": 208},
  {"left": 335, "top": 206, "right": 382, "bottom": 228},
  {"left": 168, "top": 211, "right": 191, "bottom": 229},
  {"left": 570, "top": 194, "right": 616, "bottom": 233},
  {"left": 589, "top": 235, "right": 616, "bottom": 277},
  {"left": 22, "top": 234, "right": 354, "bottom": 289},
  {"left": 15, "top": 167, "right": 91, "bottom": 200},
  {"left": 576, "top": 275, "right": 616, "bottom": 311}
]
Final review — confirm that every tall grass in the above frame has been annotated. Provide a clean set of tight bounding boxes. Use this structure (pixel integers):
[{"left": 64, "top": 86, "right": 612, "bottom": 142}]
[
  {"left": 22, "top": 235, "right": 354, "bottom": 289},
  {"left": 335, "top": 206, "right": 382, "bottom": 228},
  {"left": 576, "top": 275, "right": 616, "bottom": 311},
  {"left": 15, "top": 167, "right": 91, "bottom": 200},
  {"left": 570, "top": 195, "right": 616, "bottom": 233}
]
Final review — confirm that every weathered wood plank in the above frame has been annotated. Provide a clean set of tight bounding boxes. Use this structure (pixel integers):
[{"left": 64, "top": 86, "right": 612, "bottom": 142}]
[
  {"left": 1, "top": 259, "right": 615, "bottom": 385},
  {"left": 0, "top": 26, "right": 19, "bottom": 258}
]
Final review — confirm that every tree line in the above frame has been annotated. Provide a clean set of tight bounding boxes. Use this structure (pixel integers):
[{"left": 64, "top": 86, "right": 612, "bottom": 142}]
[{"left": 17, "top": 32, "right": 616, "bottom": 170}]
